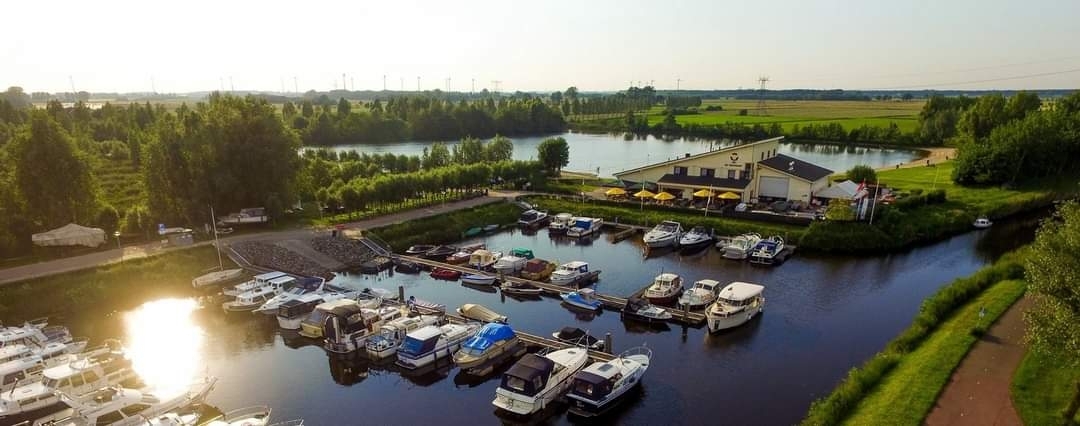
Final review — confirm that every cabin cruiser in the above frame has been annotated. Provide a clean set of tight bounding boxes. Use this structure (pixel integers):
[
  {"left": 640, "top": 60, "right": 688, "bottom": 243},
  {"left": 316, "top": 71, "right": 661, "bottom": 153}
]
[
  {"left": 493, "top": 348, "right": 588, "bottom": 415},
  {"left": 195, "top": 405, "right": 277, "bottom": 426},
  {"left": 678, "top": 226, "right": 713, "bottom": 249},
  {"left": 421, "top": 245, "right": 457, "bottom": 261},
  {"left": 468, "top": 250, "right": 502, "bottom": 270},
  {"left": 718, "top": 233, "right": 762, "bottom": 260},
  {"left": 551, "top": 327, "right": 605, "bottom": 351},
  {"left": 38, "top": 376, "right": 217, "bottom": 426},
  {"left": 394, "top": 260, "right": 420, "bottom": 274},
  {"left": 519, "top": 259, "right": 555, "bottom": 282},
  {"left": 222, "top": 271, "right": 288, "bottom": 297},
  {"left": 299, "top": 298, "right": 381, "bottom": 338},
  {"left": 324, "top": 305, "right": 405, "bottom": 354},
  {"left": 255, "top": 278, "right": 358, "bottom": 315},
  {"left": 396, "top": 323, "right": 478, "bottom": 370},
  {"left": 550, "top": 261, "right": 592, "bottom": 286},
  {"left": 749, "top": 236, "right": 785, "bottom": 265},
  {"left": 567, "top": 218, "right": 603, "bottom": 238},
  {"left": 0, "top": 322, "right": 86, "bottom": 367},
  {"left": 493, "top": 256, "right": 527, "bottom": 275},
  {"left": 0, "top": 341, "right": 136, "bottom": 419},
  {"left": 453, "top": 323, "right": 525, "bottom": 374},
  {"left": 365, "top": 315, "right": 443, "bottom": 360},
  {"left": 643, "top": 273, "right": 683, "bottom": 305},
  {"left": 517, "top": 210, "right": 549, "bottom": 228},
  {"left": 457, "top": 304, "right": 508, "bottom": 324},
  {"left": 706, "top": 282, "right": 766, "bottom": 332},
  {"left": 567, "top": 346, "right": 652, "bottom": 417},
  {"left": 461, "top": 273, "right": 497, "bottom": 286},
  {"left": 643, "top": 221, "right": 683, "bottom": 248},
  {"left": 678, "top": 279, "right": 722, "bottom": 309},
  {"left": 621, "top": 297, "right": 672, "bottom": 322},
  {"left": 191, "top": 268, "right": 244, "bottom": 289},
  {"left": 561, "top": 288, "right": 603, "bottom": 311},
  {"left": 973, "top": 217, "right": 993, "bottom": 229},
  {"left": 276, "top": 299, "right": 323, "bottom": 330},
  {"left": 548, "top": 213, "right": 574, "bottom": 235},
  {"left": 404, "top": 244, "right": 436, "bottom": 256},
  {"left": 222, "top": 275, "right": 296, "bottom": 312}
]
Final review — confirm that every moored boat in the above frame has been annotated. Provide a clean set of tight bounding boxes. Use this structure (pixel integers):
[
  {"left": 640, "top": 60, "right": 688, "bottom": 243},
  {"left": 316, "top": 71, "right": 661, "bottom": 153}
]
[
  {"left": 493, "top": 255, "right": 527, "bottom": 275},
  {"left": 748, "top": 236, "right": 785, "bottom": 265},
  {"left": 718, "top": 233, "right": 762, "bottom": 260},
  {"left": 255, "top": 278, "right": 357, "bottom": 315},
  {"left": 468, "top": 250, "right": 502, "bottom": 270},
  {"left": 483, "top": 224, "right": 500, "bottom": 233},
  {"left": 500, "top": 281, "right": 543, "bottom": 296},
  {"left": 453, "top": 323, "right": 526, "bottom": 374},
  {"left": 404, "top": 244, "right": 435, "bottom": 255},
  {"left": 0, "top": 341, "right": 135, "bottom": 419},
  {"left": 430, "top": 267, "right": 462, "bottom": 281},
  {"left": 567, "top": 346, "right": 652, "bottom": 418},
  {"left": 561, "top": 288, "right": 603, "bottom": 311},
  {"left": 492, "top": 348, "right": 589, "bottom": 415},
  {"left": 621, "top": 297, "right": 672, "bottom": 322},
  {"left": 324, "top": 305, "right": 405, "bottom": 354},
  {"left": 463, "top": 227, "right": 484, "bottom": 237},
  {"left": 393, "top": 260, "right": 421, "bottom": 274},
  {"left": 396, "top": 323, "right": 478, "bottom": 370},
  {"left": 678, "top": 226, "right": 713, "bottom": 248},
  {"left": 643, "top": 273, "right": 683, "bottom": 305},
  {"left": 223, "top": 271, "right": 289, "bottom": 298},
  {"left": 461, "top": 273, "right": 497, "bottom": 286},
  {"left": 678, "top": 279, "right": 722, "bottom": 309},
  {"left": 421, "top": 245, "right": 458, "bottom": 261},
  {"left": 300, "top": 298, "right": 381, "bottom": 339},
  {"left": 643, "top": 221, "right": 683, "bottom": 248},
  {"left": 365, "top": 315, "right": 443, "bottom": 359},
  {"left": 191, "top": 268, "right": 244, "bottom": 289},
  {"left": 705, "top": 281, "right": 766, "bottom": 332},
  {"left": 550, "top": 261, "right": 593, "bottom": 286},
  {"left": 973, "top": 217, "right": 993, "bottom": 229},
  {"left": 40, "top": 376, "right": 217, "bottom": 426},
  {"left": 551, "top": 327, "right": 605, "bottom": 351},
  {"left": 517, "top": 209, "right": 550, "bottom": 228},
  {"left": 457, "top": 304, "right": 508, "bottom": 323},
  {"left": 548, "top": 213, "right": 574, "bottom": 235},
  {"left": 275, "top": 298, "right": 324, "bottom": 330},
  {"left": 566, "top": 217, "right": 603, "bottom": 238},
  {"left": 519, "top": 259, "right": 555, "bottom": 282}
]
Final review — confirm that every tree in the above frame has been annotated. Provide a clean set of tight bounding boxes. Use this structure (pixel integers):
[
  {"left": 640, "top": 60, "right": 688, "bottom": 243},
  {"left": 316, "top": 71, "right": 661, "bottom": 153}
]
[
  {"left": 11, "top": 111, "right": 99, "bottom": 228},
  {"left": 300, "top": 101, "right": 314, "bottom": 118},
  {"left": 1, "top": 87, "right": 31, "bottom": 109},
  {"left": 1025, "top": 202, "right": 1080, "bottom": 419},
  {"left": 845, "top": 165, "right": 878, "bottom": 184},
  {"left": 337, "top": 98, "right": 351, "bottom": 116},
  {"left": 537, "top": 137, "right": 569, "bottom": 174},
  {"left": 281, "top": 101, "right": 297, "bottom": 118},
  {"left": 824, "top": 200, "right": 855, "bottom": 221},
  {"left": 485, "top": 135, "right": 514, "bottom": 162}
]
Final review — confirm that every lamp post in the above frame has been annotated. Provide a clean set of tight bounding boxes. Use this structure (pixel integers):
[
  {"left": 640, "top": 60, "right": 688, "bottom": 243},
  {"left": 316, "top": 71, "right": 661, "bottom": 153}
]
[{"left": 114, "top": 231, "right": 123, "bottom": 264}]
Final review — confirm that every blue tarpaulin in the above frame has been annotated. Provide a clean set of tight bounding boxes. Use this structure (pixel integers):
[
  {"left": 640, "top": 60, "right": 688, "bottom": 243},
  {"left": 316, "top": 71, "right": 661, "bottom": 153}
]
[{"left": 462, "top": 323, "right": 515, "bottom": 351}]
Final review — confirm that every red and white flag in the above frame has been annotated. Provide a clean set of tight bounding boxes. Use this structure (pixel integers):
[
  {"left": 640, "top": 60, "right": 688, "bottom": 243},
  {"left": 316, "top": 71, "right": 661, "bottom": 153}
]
[{"left": 854, "top": 179, "right": 868, "bottom": 199}]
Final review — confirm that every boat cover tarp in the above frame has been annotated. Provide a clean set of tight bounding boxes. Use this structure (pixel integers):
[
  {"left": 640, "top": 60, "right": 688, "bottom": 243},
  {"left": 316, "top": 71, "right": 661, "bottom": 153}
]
[
  {"left": 624, "top": 297, "right": 649, "bottom": 313},
  {"left": 557, "top": 327, "right": 587, "bottom": 340},
  {"left": 31, "top": 223, "right": 106, "bottom": 248},
  {"left": 462, "top": 323, "right": 516, "bottom": 351},
  {"left": 523, "top": 259, "right": 548, "bottom": 273},
  {"left": 502, "top": 353, "right": 554, "bottom": 396},
  {"left": 573, "top": 219, "right": 591, "bottom": 229},
  {"left": 816, "top": 180, "right": 860, "bottom": 199},
  {"left": 510, "top": 248, "right": 534, "bottom": 258}
]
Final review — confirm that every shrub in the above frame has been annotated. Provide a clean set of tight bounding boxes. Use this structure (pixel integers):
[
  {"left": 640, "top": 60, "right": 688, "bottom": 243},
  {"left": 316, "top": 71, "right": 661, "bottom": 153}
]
[
  {"left": 95, "top": 205, "right": 120, "bottom": 236},
  {"left": 370, "top": 202, "right": 520, "bottom": 250},
  {"left": 846, "top": 165, "right": 878, "bottom": 184},
  {"left": 737, "top": 109, "right": 749, "bottom": 116}
]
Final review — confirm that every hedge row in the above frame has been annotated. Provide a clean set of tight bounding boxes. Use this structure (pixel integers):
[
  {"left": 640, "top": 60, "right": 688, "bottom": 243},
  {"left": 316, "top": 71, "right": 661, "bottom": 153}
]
[{"left": 369, "top": 202, "right": 521, "bottom": 251}]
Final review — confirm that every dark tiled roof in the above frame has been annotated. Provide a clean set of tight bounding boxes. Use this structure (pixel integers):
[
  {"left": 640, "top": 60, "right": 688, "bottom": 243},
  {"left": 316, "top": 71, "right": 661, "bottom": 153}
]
[
  {"left": 757, "top": 154, "right": 833, "bottom": 182},
  {"left": 657, "top": 174, "right": 752, "bottom": 189}
]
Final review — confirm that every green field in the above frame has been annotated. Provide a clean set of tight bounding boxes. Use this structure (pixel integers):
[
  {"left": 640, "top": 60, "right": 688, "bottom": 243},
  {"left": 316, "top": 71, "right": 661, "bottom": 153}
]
[
  {"left": 1012, "top": 346, "right": 1080, "bottom": 425},
  {"left": 645, "top": 99, "right": 924, "bottom": 133}
]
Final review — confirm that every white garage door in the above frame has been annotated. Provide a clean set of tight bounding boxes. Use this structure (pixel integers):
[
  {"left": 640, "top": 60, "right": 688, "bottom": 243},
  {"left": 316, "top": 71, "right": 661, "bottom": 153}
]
[{"left": 759, "top": 176, "right": 789, "bottom": 199}]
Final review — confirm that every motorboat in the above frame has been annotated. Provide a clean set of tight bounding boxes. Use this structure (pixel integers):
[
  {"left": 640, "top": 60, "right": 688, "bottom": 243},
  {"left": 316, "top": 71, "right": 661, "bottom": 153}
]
[
  {"left": 0, "top": 341, "right": 136, "bottom": 419},
  {"left": 421, "top": 245, "right": 458, "bottom": 261},
  {"left": 551, "top": 327, "right": 605, "bottom": 351},
  {"left": 255, "top": 278, "right": 358, "bottom": 315},
  {"left": 0, "top": 351, "right": 72, "bottom": 395},
  {"left": 299, "top": 298, "right": 381, "bottom": 338},
  {"left": 508, "top": 248, "right": 535, "bottom": 260},
  {"left": 493, "top": 256, "right": 527, "bottom": 275},
  {"left": 621, "top": 297, "right": 672, "bottom": 322},
  {"left": 365, "top": 315, "right": 443, "bottom": 359},
  {"left": 519, "top": 259, "right": 555, "bottom": 282},
  {"left": 749, "top": 236, "right": 785, "bottom": 265},
  {"left": 561, "top": 288, "right": 603, "bottom": 312},
  {"left": 706, "top": 281, "right": 766, "bottom": 332},
  {"left": 453, "top": 323, "right": 526, "bottom": 374},
  {"left": 500, "top": 281, "right": 543, "bottom": 296},
  {"left": 324, "top": 305, "right": 405, "bottom": 354},
  {"left": 567, "top": 218, "right": 604, "bottom": 238},
  {"left": 678, "top": 226, "right": 713, "bottom": 249},
  {"left": 468, "top": 250, "right": 502, "bottom": 270},
  {"left": 406, "top": 298, "right": 446, "bottom": 315},
  {"left": 567, "top": 346, "right": 652, "bottom": 417},
  {"left": 430, "top": 267, "right": 462, "bottom": 281},
  {"left": 457, "top": 304, "right": 508, "bottom": 324},
  {"left": 446, "top": 243, "right": 486, "bottom": 265},
  {"left": 550, "top": 261, "right": 592, "bottom": 286},
  {"left": 492, "top": 347, "right": 588, "bottom": 415},
  {"left": 548, "top": 213, "right": 574, "bottom": 235},
  {"left": 643, "top": 273, "right": 683, "bottom": 305},
  {"left": 197, "top": 405, "right": 275, "bottom": 426},
  {"left": 517, "top": 209, "right": 549, "bottom": 228},
  {"left": 362, "top": 287, "right": 399, "bottom": 302},
  {"left": 0, "top": 322, "right": 86, "bottom": 366},
  {"left": 643, "top": 221, "right": 683, "bottom": 248},
  {"left": 40, "top": 376, "right": 217, "bottom": 426},
  {"left": 678, "top": 279, "right": 722, "bottom": 309},
  {"left": 222, "top": 275, "right": 296, "bottom": 312},
  {"left": 973, "top": 217, "right": 993, "bottom": 229},
  {"left": 396, "top": 323, "right": 478, "bottom": 370},
  {"left": 461, "top": 273, "right": 497, "bottom": 286},
  {"left": 191, "top": 268, "right": 244, "bottom": 289},
  {"left": 222, "top": 271, "right": 288, "bottom": 298},
  {"left": 276, "top": 298, "right": 324, "bottom": 330},
  {"left": 393, "top": 260, "right": 421, "bottom": 274},
  {"left": 719, "top": 233, "right": 762, "bottom": 260},
  {"left": 404, "top": 244, "right": 435, "bottom": 255}
]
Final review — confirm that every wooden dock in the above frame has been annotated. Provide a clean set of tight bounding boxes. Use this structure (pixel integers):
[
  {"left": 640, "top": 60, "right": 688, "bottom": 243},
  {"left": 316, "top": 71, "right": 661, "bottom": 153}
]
[
  {"left": 442, "top": 312, "right": 614, "bottom": 362},
  {"left": 400, "top": 255, "right": 706, "bottom": 326}
]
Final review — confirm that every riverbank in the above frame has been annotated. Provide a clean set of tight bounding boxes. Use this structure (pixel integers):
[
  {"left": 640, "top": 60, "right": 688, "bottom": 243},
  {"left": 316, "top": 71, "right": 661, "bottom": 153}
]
[{"left": 1012, "top": 346, "right": 1080, "bottom": 425}]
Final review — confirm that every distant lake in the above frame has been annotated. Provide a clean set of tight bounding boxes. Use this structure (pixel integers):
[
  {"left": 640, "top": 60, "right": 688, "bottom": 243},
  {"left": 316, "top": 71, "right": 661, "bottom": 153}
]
[{"left": 319, "top": 132, "right": 924, "bottom": 177}]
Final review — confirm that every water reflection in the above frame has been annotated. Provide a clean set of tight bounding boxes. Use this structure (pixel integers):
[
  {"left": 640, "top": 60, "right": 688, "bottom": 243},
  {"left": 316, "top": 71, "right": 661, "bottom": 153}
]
[{"left": 124, "top": 298, "right": 203, "bottom": 398}]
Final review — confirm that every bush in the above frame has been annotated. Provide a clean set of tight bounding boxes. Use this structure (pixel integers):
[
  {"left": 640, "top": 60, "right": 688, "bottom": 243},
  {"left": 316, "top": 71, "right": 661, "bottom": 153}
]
[
  {"left": 846, "top": 165, "right": 878, "bottom": 184},
  {"left": 737, "top": 109, "right": 749, "bottom": 116},
  {"left": 704, "top": 105, "right": 723, "bottom": 111},
  {"left": 370, "top": 202, "right": 520, "bottom": 250},
  {"left": 95, "top": 205, "right": 120, "bottom": 236},
  {"left": 892, "top": 189, "right": 948, "bottom": 211}
]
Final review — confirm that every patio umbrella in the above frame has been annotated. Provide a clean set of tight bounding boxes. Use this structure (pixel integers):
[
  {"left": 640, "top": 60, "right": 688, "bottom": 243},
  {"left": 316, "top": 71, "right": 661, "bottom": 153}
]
[
  {"left": 605, "top": 187, "right": 627, "bottom": 196},
  {"left": 653, "top": 191, "right": 676, "bottom": 201},
  {"left": 692, "top": 189, "right": 714, "bottom": 197},
  {"left": 633, "top": 189, "right": 656, "bottom": 198},
  {"left": 718, "top": 191, "right": 741, "bottom": 200}
]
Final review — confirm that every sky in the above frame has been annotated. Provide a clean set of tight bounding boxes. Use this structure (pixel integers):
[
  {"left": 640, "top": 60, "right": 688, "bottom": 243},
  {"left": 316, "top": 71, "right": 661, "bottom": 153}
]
[{"left": 4, "top": 0, "right": 1080, "bottom": 94}]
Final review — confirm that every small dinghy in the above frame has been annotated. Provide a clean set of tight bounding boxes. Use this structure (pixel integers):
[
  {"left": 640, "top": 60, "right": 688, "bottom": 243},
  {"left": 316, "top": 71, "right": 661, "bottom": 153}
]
[
  {"left": 973, "top": 217, "right": 993, "bottom": 229},
  {"left": 462, "top": 273, "right": 497, "bottom": 286},
  {"left": 457, "top": 303, "right": 508, "bottom": 323}
]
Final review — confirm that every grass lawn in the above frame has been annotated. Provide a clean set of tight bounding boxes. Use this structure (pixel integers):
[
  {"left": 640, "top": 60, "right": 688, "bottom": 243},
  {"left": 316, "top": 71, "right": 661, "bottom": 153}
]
[
  {"left": 841, "top": 279, "right": 1027, "bottom": 425},
  {"left": 1012, "top": 347, "right": 1080, "bottom": 425},
  {"left": 647, "top": 99, "right": 924, "bottom": 133}
]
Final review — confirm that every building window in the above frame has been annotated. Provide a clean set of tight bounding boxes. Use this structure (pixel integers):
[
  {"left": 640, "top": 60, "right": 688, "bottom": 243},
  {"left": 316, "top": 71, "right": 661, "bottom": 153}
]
[
  {"left": 673, "top": 166, "right": 688, "bottom": 176},
  {"left": 743, "top": 163, "right": 752, "bottom": 179},
  {"left": 700, "top": 168, "right": 715, "bottom": 177},
  {"left": 727, "top": 169, "right": 736, "bottom": 179}
]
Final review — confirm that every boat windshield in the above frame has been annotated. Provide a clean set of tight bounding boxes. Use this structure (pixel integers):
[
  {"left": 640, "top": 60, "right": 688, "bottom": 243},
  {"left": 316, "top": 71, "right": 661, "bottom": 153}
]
[
  {"left": 306, "top": 309, "right": 331, "bottom": 324},
  {"left": 519, "top": 212, "right": 537, "bottom": 221},
  {"left": 655, "top": 223, "right": 676, "bottom": 232}
]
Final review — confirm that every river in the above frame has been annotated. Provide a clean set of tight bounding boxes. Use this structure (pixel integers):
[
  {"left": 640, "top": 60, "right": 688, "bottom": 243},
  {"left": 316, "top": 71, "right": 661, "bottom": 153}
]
[
  {"left": 317, "top": 132, "right": 923, "bottom": 178},
  {"left": 12, "top": 211, "right": 1042, "bottom": 426}
]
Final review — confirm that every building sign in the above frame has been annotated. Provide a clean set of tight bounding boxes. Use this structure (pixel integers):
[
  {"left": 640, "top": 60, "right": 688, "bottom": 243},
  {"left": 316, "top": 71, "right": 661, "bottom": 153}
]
[{"left": 726, "top": 151, "right": 743, "bottom": 167}]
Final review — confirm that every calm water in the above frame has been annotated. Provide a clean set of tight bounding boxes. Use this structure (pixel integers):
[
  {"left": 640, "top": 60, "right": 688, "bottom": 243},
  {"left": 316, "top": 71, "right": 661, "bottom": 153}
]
[
  {"left": 31, "top": 214, "right": 1041, "bottom": 426},
  {"left": 319, "top": 132, "right": 923, "bottom": 178}
]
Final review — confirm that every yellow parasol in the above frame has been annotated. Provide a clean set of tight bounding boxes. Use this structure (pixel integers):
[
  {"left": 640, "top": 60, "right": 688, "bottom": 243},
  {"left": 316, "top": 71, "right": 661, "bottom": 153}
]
[
  {"left": 605, "top": 187, "right": 627, "bottom": 196},
  {"left": 692, "top": 188, "right": 714, "bottom": 197},
  {"left": 634, "top": 189, "right": 656, "bottom": 198},
  {"left": 653, "top": 191, "right": 676, "bottom": 201},
  {"left": 718, "top": 191, "right": 741, "bottom": 200}
]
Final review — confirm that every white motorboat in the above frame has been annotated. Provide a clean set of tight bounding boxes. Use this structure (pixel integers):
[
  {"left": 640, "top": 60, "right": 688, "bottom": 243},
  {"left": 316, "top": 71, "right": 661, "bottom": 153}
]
[
  {"left": 396, "top": 323, "right": 478, "bottom": 370},
  {"left": 550, "top": 261, "right": 592, "bottom": 286},
  {"left": 453, "top": 323, "right": 526, "bottom": 374},
  {"left": 567, "top": 346, "right": 652, "bottom": 417},
  {"left": 643, "top": 221, "right": 683, "bottom": 248},
  {"left": 749, "top": 236, "right": 785, "bottom": 265},
  {"left": 0, "top": 341, "right": 135, "bottom": 419},
  {"left": 461, "top": 273, "right": 498, "bottom": 286},
  {"left": 39, "top": 377, "right": 217, "bottom": 426},
  {"left": 643, "top": 273, "right": 683, "bottom": 305},
  {"left": 300, "top": 298, "right": 379, "bottom": 339},
  {"left": 973, "top": 217, "right": 993, "bottom": 229},
  {"left": 197, "top": 405, "right": 275, "bottom": 426},
  {"left": 493, "top": 256, "right": 527, "bottom": 275},
  {"left": 561, "top": 288, "right": 603, "bottom": 311},
  {"left": 191, "top": 268, "right": 244, "bottom": 289},
  {"left": 517, "top": 209, "right": 549, "bottom": 228},
  {"left": 0, "top": 321, "right": 86, "bottom": 363},
  {"left": 324, "top": 305, "right": 405, "bottom": 354},
  {"left": 566, "top": 218, "right": 603, "bottom": 238},
  {"left": 551, "top": 327, "right": 605, "bottom": 351},
  {"left": 457, "top": 304, "right": 508, "bottom": 324},
  {"left": 222, "top": 275, "right": 296, "bottom": 312},
  {"left": 255, "top": 278, "right": 358, "bottom": 315},
  {"left": 678, "top": 226, "right": 713, "bottom": 248},
  {"left": 275, "top": 298, "right": 324, "bottom": 330},
  {"left": 719, "top": 233, "right": 762, "bottom": 260},
  {"left": 493, "top": 347, "right": 588, "bottom": 415},
  {"left": 223, "top": 271, "right": 288, "bottom": 297},
  {"left": 548, "top": 213, "right": 574, "bottom": 235},
  {"left": 678, "top": 279, "right": 722, "bottom": 309},
  {"left": 621, "top": 297, "right": 672, "bottom": 322},
  {"left": 706, "top": 282, "right": 766, "bottom": 332},
  {"left": 365, "top": 315, "right": 443, "bottom": 359},
  {"left": 468, "top": 250, "right": 502, "bottom": 270},
  {"left": 500, "top": 281, "right": 543, "bottom": 296}
]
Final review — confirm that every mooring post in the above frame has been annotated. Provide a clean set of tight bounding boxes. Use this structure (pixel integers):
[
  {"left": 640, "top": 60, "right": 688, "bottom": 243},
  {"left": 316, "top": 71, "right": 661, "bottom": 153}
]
[
  {"left": 605, "top": 332, "right": 613, "bottom": 354},
  {"left": 398, "top": 285, "right": 405, "bottom": 303}
]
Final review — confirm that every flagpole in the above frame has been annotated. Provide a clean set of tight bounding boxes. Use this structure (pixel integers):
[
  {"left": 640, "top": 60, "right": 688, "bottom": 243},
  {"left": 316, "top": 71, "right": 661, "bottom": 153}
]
[
  {"left": 704, "top": 186, "right": 712, "bottom": 217},
  {"left": 869, "top": 183, "right": 879, "bottom": 225},
  {"left": 210, "top": 205, "right": 223, "bottom": 270}
]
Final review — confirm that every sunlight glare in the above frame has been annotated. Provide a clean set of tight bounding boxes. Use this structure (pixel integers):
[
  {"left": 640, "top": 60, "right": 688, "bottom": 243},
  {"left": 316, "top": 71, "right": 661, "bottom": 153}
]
[{"left": 124, "top": 298, "right": 203, "bottom": 398}]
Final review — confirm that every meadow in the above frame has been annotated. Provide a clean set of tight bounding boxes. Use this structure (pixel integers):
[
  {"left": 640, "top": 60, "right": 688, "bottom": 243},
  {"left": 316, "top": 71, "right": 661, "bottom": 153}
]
[{"left": 646, "top": 99, "right": 924, "bottom": 133}]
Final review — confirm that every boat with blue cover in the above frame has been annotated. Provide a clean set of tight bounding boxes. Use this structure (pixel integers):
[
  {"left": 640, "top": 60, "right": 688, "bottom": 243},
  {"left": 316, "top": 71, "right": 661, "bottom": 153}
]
[
  {"left": 561, "top": 288, "right": 603, "bottom": 311},
  {"left": 453, "top": 323, "right": 526, "bottom": 374}
]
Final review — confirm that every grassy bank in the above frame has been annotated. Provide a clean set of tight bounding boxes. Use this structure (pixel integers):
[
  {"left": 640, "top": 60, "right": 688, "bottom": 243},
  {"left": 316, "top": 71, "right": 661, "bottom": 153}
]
[
  {"left": 802, "top": 251, "right": 1027, "bottom": 426},
  {"left": 841, "top": 279, "right": 1027, "bottom": 425},
  {"left": 369, "top": 202, "right": 521, "bottom": 251},
  {"left": 1012, "top": 348, "right": 1080, "bottom": 425}
]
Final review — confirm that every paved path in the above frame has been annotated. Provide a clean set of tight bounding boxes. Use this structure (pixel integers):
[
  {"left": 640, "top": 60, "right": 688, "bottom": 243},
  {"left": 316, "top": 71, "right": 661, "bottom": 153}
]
[
  {"left": 0, "top": 194, "right": 519, "bottom": 286},
  {"left": 925, "top": 296, "right": 1032, "bottom": 426}
]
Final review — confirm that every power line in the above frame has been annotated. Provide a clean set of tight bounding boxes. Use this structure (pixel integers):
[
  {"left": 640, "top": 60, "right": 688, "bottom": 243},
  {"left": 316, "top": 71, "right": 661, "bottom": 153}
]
[
  {"left": 779, "top": 54, "right": 1080, "bottom": 84},
  {"left": 856, "top": 67, "right": 1080, "bottom": 90}
]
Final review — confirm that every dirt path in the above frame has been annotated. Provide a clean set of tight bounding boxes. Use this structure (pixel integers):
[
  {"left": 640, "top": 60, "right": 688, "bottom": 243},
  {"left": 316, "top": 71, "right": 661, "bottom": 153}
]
[
  {"left": 925, "top": 296, "right": 1031, "bottom": 426},
  {"left": 878, "top": 147, "right": 957, "bottom": 171}
]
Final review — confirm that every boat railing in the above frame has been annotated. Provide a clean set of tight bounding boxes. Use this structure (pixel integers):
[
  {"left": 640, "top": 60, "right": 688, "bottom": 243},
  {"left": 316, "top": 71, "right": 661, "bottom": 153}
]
[
  {"left": 618, "top": 345, "right": 653, "bottom": 361},
  {"left": 26, "top": 317, "right": 49, "bottom": 328},
  {"left": 208, "top": 405, "right": 271, "bottom": 422}
]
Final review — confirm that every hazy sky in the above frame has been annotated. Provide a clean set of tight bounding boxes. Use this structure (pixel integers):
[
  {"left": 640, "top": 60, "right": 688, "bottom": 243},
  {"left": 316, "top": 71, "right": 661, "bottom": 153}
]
[{"left": 4, "top": 0, "right": 1080, "bottom": 94}]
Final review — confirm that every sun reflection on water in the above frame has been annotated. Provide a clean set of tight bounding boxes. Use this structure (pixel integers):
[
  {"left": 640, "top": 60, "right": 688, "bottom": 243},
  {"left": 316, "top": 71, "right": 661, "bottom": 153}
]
[{"left": 124, "top": 298, "right": 203, "bottom": 398}]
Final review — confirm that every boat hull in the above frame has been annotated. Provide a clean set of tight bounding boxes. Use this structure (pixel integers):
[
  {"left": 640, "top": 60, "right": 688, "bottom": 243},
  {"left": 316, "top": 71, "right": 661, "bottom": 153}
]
[
  {"left": 462, "top": 276, "right": 497, "bottom": 286},
  {"left": 706, "top": 304, "right": 764, "bottom": 332},
  {"left": 562, "top": 300, "right": 602, "bottom": 311},
  {"left": 722, "top": 248, "right": 750, "bottom": 260},
  {"left": 501, "top": 286, "right": 542, "bottom": 296},
  {"left": 643, "top": 291, "right": 680, "bottom": 306},
  {"left": 276, "top": 316, "right": 305, "bottom": 330},
  {"left": 222, "top": 301, "right": 262, "bottom": 312},
  {"left": 396, "top": 341, "right": 465, "bottom": 369},
  {"left": 493, "top": 374, "right": 574, "bottom": 415},
  {"left": 643, "top": 235, "right": 677, "bottom": 248},
  {"left": 298, "top": 322, "right": 323, "bottom": 339},
  {"left": 567, "top": 380, "right": 641, "bottom": 418}
]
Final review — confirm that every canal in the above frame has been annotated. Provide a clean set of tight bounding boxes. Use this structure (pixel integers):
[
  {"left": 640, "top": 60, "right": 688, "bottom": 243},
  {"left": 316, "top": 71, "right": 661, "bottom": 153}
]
[{"left": 18, "top": 211, "right": 1041, "bottom": 426}]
